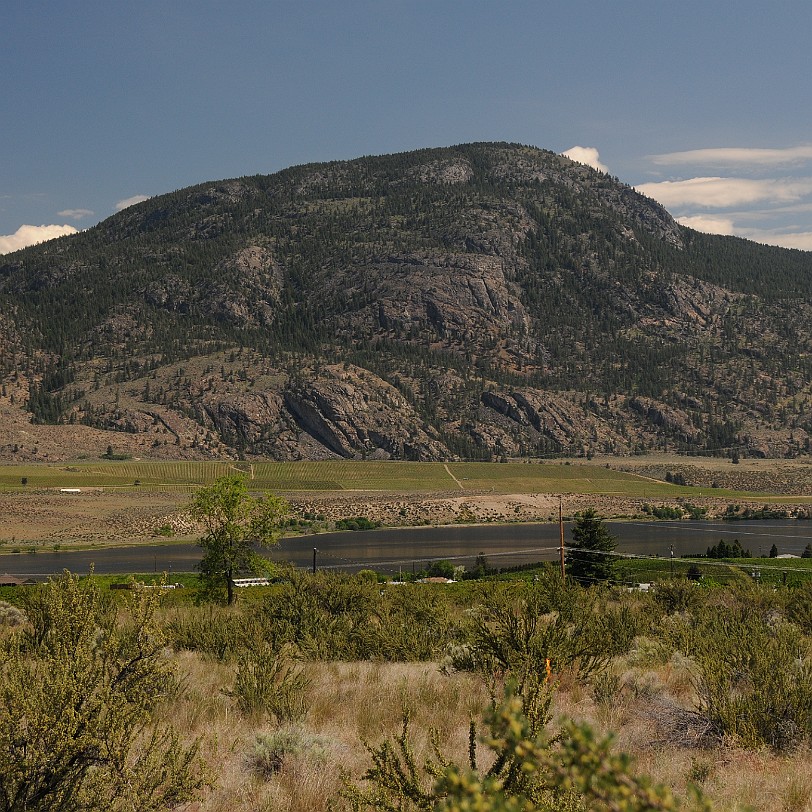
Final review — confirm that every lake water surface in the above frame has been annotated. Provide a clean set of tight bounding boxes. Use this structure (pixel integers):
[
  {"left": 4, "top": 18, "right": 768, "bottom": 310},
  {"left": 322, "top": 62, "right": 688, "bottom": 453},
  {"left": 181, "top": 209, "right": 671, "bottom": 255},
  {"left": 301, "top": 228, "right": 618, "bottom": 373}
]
[{"left": 2, "top": 520, "right": 810, "bottom": 578}]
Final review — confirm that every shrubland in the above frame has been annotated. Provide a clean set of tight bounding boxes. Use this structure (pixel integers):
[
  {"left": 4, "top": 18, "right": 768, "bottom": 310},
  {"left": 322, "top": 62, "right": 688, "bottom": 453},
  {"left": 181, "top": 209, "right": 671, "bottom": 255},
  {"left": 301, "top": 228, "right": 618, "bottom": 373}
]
[{"left": 2, "top": 569, "right": 812, "bottom": 811}]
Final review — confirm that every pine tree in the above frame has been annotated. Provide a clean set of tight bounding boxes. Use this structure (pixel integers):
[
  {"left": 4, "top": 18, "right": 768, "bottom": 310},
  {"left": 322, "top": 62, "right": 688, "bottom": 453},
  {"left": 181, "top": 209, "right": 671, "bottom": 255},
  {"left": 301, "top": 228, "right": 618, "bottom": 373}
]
[{"left": 566, "top": 509, "right": 618, "bottom": 585}]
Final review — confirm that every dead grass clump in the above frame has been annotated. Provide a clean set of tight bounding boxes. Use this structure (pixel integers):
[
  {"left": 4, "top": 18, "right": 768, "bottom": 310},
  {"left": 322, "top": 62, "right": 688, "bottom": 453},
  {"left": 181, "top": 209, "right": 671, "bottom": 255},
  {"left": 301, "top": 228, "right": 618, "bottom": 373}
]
[
  {"left": 0, "top": 599, "right": 25, "bottom": 628},
  {"left": 781, "top": 771, "right": 812, "bottom": 812},
  {"left": 660, "top": 650, "right": 698, "bottom": 699},
  {"left": 247, "top": 725, "right": 337, "bottom": 778}
]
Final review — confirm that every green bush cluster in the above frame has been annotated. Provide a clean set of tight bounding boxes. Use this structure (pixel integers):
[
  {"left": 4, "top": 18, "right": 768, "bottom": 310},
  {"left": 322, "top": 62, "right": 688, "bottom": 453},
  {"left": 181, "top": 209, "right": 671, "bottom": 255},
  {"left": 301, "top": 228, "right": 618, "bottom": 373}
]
[
  {"left": 662, "top": 584, "right": 812, "bottom": 750},
  {"left": 704, "top": 538, "right": 750, "bottom": 558},
  {"left": 232, "top": 644, "right": 310, "bottom": 722},
  {"left": 447, "top": 575, "right": 642, "bottom": 688},
  {"left": 0, "top": 573, "right": 205, "bottom": 812},
  {"left": 335, "top": 516, "right": 381, "bottom": 531},
  {"left": 259, "top": 573, "right": 460, "bottom": 661},
  {"left": 162, "top": 563, "right": 812, "bottom": 760}
]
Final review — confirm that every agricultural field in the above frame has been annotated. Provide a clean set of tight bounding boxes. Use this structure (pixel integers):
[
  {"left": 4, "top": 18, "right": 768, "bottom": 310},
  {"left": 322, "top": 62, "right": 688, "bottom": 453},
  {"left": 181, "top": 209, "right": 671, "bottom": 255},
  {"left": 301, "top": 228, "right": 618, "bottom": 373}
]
[
  {"left": 1, "top": 457, "right": 811, "bottom": 551},
  {"left": 0, "top": 457, "right": 782, "bottom": 496}
]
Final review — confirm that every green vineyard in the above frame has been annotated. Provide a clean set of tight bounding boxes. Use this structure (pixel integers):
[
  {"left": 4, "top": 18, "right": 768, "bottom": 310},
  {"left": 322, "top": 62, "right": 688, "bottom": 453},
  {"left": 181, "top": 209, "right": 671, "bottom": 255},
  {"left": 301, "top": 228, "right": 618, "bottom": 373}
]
[{"left": 0, "top": 459, "right": 754, "bottom": 498}]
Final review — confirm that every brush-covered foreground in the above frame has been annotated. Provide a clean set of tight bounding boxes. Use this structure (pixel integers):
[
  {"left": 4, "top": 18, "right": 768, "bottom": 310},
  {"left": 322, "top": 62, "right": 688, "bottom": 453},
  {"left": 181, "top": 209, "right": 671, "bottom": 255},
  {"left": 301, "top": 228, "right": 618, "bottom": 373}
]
[{"left": 3, "top": 571, "right": 812, "bottom": 811}]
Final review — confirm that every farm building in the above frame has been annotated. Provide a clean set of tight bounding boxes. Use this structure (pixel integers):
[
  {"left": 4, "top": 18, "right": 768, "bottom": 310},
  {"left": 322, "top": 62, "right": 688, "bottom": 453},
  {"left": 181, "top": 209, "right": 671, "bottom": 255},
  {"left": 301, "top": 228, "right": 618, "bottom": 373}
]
[{"left": 0, "top": 573, "right": 36, "bottom": 587}]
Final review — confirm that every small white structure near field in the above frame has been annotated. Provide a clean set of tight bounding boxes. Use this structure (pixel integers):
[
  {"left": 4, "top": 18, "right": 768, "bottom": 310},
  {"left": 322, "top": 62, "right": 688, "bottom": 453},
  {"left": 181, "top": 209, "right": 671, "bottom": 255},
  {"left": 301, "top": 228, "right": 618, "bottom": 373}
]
[{"left": 232, "top": 577, "right": 271, "bottom": 588}]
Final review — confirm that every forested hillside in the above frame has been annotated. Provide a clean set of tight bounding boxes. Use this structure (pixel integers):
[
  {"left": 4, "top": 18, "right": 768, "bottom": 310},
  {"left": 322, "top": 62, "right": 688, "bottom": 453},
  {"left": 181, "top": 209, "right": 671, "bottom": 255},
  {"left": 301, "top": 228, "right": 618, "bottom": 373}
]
[{"left": 2, "top": 142, "right": 812, "bottom": 461}]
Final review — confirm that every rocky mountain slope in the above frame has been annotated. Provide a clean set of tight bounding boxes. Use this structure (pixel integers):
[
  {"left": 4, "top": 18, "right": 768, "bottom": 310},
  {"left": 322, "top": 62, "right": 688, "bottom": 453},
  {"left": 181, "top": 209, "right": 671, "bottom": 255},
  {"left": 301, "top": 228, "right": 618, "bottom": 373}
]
[{"left": 2, "top": 142, "right": 812, "bottom": 461}]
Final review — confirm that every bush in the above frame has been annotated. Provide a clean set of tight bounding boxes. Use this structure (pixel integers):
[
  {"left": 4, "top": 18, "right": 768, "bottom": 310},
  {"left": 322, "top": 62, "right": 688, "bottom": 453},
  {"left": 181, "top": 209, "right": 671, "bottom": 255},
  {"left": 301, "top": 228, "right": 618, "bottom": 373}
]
[
  {"left": 448, "top": 578, "right": 637, "bottom": 685},
  {"left": 786, "top": 581, "right": 812, "bottom": 634},
  {"left": 427, "top": 560, "right": 455, "bottom": 579},
  {"left": 665, "top": 594, "right": 812, "bottom": 750},
  {"left": 0, "top": 600, "right": 25, "bottom": 628},
  {"left": 167, "top": 606, "right": 261, "bottom": 661},
  {"left": 0, "top": 572, "right": 204, "bottom": 811},
  {"left": 258, "top": 573, "right": 459, "bottom": 661},
  {"left": 232, "top": 644, "right": 310, "bottom": 722},
  {"left": 342, "top": 678, "right": 703, "bottom": 811},
  {"left": 653, "top": 580, "right": 701, "bottom": 614},
  {"left": 248, "top": 726, "right": 332, "bottom": 777},
  {"left": 335, "top": 516, "right": 380, "bottom": 531}
]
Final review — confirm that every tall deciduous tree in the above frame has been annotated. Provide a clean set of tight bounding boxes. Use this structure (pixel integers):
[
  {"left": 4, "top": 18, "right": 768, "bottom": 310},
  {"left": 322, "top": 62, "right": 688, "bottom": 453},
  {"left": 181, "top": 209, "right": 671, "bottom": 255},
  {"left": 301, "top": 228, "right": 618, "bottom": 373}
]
[
  {"left": 566, "top": 508, "right": 618, "bottom": 585},
  {"left": 190, "top": 475, "right": 288, "bottom": 604}
]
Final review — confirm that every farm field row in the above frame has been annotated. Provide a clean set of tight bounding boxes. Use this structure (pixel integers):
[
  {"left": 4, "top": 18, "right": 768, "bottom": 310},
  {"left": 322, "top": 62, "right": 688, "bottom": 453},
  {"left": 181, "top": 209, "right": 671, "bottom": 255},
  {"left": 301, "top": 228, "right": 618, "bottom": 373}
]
[{"left": 0, "top": 459, "right": 770, "bottom": 498}]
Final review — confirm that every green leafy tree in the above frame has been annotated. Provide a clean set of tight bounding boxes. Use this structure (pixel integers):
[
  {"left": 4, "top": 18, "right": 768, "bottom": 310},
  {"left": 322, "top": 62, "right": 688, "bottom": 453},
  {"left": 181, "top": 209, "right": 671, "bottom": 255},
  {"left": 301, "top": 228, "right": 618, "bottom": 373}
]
[
  {"left": 0, "top": 572, "right": 204, "bottom": 812},
  {"left": 427, "top": 560, "right": 456, "bottom": 579},
  {"left": 566, "top": 509, "right": 618, "bottom": 585},
  {"left": 190, "top": 475, "right": 288, "bottom": 604}
]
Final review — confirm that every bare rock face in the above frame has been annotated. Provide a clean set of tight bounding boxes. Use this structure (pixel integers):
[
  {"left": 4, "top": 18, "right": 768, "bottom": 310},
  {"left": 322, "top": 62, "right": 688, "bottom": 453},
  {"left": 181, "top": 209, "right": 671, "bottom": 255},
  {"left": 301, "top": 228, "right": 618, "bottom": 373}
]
[
  {"left": 660, "top": 278, "right": 735, "bottom": 327},
  {"left": 402, "top": 157, "right": 474, "bottom": 186},
  {"left": 143, "top": 246, "right": 283, "bottom": 329},
  {"left": 628, "top": 397, "right": 701, "bottom": 444},
  {"left": 479, "top": 388, "right": 706, "bottom": 457},
  {"left": 351, "top": 252, "right": 533, "bottom": 359},
  {"left": 201, "top": 391, "right": 288, "bottom": 445},
  {"left": 209, "top": 246, "right": 284, "bottom": 328},
  {"left": 479, "top": 388, "right": 599, "bottom": 454},
  {"left": 283, "top": 365, "right": 449, "bottom": 460}
]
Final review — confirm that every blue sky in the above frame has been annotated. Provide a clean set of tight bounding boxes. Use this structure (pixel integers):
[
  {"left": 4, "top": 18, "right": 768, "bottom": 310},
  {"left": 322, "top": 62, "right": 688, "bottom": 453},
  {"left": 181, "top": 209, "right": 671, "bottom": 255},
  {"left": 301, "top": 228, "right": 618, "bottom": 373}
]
[{"left": 2, "top": 1, "right": 811, "bottom": 253}]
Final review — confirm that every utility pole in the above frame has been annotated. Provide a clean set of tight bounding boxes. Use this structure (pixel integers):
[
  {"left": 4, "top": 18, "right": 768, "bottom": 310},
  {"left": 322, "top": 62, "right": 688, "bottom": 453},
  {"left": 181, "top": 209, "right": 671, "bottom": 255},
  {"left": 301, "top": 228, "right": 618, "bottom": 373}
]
[
  {"left": 312, "top": 547, "right": 318, "bottom": 574},
  {"left": 559, "top": 496, "right": 566, "bottom": 579},
  {"left": 670, "top": 544, "right": 674, "bottom": 578}
]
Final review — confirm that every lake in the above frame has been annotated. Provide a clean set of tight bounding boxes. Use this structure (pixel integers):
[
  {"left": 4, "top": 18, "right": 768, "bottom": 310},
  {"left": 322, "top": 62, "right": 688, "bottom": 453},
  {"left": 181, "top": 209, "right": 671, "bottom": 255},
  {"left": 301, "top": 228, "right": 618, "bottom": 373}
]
[{"left": 1, "top": 520, "right": 810, "bottom": 578}]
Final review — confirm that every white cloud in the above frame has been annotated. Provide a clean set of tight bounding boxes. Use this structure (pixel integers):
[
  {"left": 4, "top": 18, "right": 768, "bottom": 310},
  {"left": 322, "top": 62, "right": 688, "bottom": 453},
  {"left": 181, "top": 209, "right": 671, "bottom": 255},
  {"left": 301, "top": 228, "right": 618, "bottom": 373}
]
[
  {"left": 57, "top": 208, "right": 94, "bottom": 220},
  {"left": 675, "top": 214, "right": 812, "bottom": 251},
  {"left": 562, "top": 146, "right": 608, "bottom": 174},
  {"left": 635, "top": 176, "right": 812, "bottom": 209},
  {"left": 738, "top": 229, "right": 812, "bottom": 251},
  {"left": 115, "top": 194, "right": 151, "bottom": 211},
  {"left": 650, "top": 145, "right": 812, "bottom": 168},
  {"left": 0, "top": 224, "right": 78, "bottom": 255},
  {"left": 677, "top": 215, "right": 736, "bottom": 235}
]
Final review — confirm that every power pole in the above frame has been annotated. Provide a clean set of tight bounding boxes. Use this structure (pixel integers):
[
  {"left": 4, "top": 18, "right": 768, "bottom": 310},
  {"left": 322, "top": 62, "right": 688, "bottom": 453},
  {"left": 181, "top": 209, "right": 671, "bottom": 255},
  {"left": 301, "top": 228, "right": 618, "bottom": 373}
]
[
  {"left": 670, "top": 544, "right": 674, "bottom": 578},
  {"left": 312, "top": 547, "right": 318, "bottom": 574},
  {"left": 559, "top": 496, "right": 566, "bottom": 579}
]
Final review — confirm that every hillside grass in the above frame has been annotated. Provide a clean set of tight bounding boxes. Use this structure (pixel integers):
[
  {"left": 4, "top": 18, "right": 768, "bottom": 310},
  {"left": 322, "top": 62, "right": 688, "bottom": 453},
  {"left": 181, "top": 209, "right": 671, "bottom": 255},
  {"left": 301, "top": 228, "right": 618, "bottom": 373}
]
[{"left": 0, "top": 459, "right": 785, "bottom": 500}]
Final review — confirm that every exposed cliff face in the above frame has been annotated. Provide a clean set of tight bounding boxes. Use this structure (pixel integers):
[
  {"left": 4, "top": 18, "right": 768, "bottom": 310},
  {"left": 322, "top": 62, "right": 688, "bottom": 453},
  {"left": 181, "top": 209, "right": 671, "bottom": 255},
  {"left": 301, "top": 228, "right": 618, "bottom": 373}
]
[
  {"left": 2, "top": 142, "right": 812, "bottom": 461},
  {"left": 361, "top": 253, "right": 532, "bottom": 353},
  {"left": 283, "top": 366, "right": 447, "bottom": 460}
]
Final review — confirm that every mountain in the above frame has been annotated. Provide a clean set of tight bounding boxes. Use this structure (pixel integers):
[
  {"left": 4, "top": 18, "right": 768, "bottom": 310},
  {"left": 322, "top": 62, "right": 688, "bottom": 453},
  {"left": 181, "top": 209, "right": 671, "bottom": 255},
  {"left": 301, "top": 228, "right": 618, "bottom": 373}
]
[{"left": 2, "top": 142, "right": 812, "bottom": 462}]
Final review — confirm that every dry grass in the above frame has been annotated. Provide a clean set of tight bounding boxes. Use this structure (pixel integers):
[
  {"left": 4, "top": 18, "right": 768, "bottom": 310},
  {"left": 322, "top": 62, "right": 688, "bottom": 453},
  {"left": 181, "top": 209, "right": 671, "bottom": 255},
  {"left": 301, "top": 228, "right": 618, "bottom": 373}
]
[
  {"left": 167, "top": 655, "right": 490, "bottom": 812},
  {"left": 161, "top": 646, "right": 812, "bottom": 812}
]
